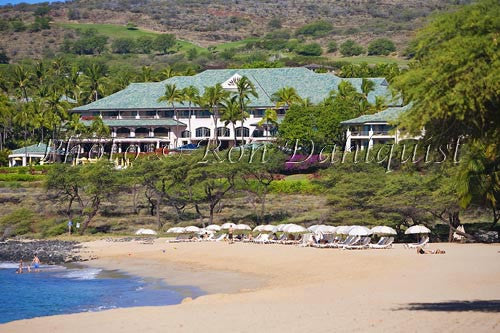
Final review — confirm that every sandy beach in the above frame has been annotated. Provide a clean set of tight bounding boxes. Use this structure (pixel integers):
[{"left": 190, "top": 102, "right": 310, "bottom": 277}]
[{"left": 1, "top": 240, "right": 499, "bottom": 332}]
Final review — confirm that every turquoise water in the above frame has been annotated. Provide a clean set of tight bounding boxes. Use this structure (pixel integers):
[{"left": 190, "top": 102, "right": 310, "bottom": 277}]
[{"left": 0, "top": 262, "right": 205, "bottom": 324}]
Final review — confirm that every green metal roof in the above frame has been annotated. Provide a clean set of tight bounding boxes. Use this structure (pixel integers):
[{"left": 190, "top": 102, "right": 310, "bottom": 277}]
[
  {"left": 80, "top": 119, "right": 186, "bottom": 127},
  {"left": 73, "top": 68, "right": 400, "bottom": 111},
  {"left": 11, "top": 143, "right": 50, "bottom": 155},
  {"left": 340, "top": 105, "right": 411, "bottom": 125}
]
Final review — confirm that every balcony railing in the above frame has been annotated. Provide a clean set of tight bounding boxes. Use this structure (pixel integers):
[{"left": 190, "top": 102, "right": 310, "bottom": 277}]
[{"left": 351, "top": 131, "right": 391, "bottom": 136}]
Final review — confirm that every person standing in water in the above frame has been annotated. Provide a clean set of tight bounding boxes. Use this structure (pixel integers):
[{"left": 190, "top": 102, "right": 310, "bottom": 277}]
[{"left": 32, "top": 254, "right": 41, "bottom": 272}]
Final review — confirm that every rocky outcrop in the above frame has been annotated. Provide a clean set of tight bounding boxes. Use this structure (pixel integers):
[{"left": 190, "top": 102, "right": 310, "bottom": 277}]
[{"left": 0, "top": 240, "right": 82, "bottom": 264}]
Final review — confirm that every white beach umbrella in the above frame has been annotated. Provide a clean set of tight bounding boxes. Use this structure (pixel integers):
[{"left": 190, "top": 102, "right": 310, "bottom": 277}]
[
  {"left": 261, "top": 224, "right": 276, "bottom": 232},
  {"left": 320, "top": 225, "right": 337, "bottom": 234},
  {"left": 135, "top": 228, "right": 157, "bottom": 235},
  {"left": 335, "top": 226, "right": 354, "bottom": 235},
  {"left": 221, "top": 223, "right": 236, "bottom": 229},
  {"left": 184, "top": 226, "right": 201, "bottom": 233},
  {"left": 206, "top": 224, "right": 221, "bottom": 231},
  {"left": 283, "top": 224, "right": 307, "bottom": 233},
  {"left": 168, "top": 227, "right": 185, "bottom": 234},
  {"left": 307, "top": 225, "right": 323, "bottom": 232},
  {"left": 253, "top": 225, "right": 264, "bottom": 232},
  {"left": 236, "top": 224, "right": 252, "bottom": 231},
  {"left": 371, "top": 226, "right": 397, "bottom": 235},
  {"left": 349, "top": 226, "right": 373, "bottom": 236},
  {"left": 405, "top": 225, "right": 431, "bottom": 234}
]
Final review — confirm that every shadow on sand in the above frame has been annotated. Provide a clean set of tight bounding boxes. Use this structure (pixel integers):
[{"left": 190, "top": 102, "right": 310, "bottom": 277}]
[{"left": 396, "top": 300, "right": 500, "bottom": 313}]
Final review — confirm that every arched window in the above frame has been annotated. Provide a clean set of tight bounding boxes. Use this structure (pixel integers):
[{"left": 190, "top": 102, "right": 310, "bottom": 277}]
[
  {"left": 252, "top": 129, "right": 265, "bottom": 138},
  {"left": 216, "top": 127, "right": 230, "bottom": 137},
  {"left": 116, "top": 127, "right": 131, "bottom": 138},
  {"left": 181, "top": 130, "right": 191, "bottom": 138},
  {"left": 195, "top": 127, "right": 211, "bottom": 138},
  {"left": 154, "top": 127, "right": 169, "bottom": 137},
  {"left": 235, "top": 127, "right": 249, "bottom": 138},
  {"left": 135, "top": 127, "right": 150, "bottom": 138}
]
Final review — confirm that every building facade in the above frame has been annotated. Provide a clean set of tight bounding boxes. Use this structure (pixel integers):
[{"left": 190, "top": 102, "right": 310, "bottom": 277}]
[
  {"left": 341, "top": 105, "right": 411, "bottom": 151},
  {"left": 71, "top": 67, "right": 399, "bottom": 152}
]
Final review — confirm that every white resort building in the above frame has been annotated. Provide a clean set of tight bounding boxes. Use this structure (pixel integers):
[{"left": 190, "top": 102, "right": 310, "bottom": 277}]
[{"left": 9, "top": 67, "right": 410, "bottom": 165}]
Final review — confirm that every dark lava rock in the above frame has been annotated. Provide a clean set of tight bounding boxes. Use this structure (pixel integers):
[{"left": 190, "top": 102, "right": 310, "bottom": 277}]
[{"left": 0, "top": 240, "right": 82, "bottom": 264}]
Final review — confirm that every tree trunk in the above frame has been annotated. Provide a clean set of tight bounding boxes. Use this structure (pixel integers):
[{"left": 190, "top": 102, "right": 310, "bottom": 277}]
[
  {"left": 156, "top": 192, "right": 162, "bottom": 229},
  {"left": 260, "top": 190, "right": 267, "bottom": 223},
  {"left": 240, "top": 119, "right": 245, "bottom": 146},
  {"left": 448, "top": 211, "right": 460, "bottom": 242}
]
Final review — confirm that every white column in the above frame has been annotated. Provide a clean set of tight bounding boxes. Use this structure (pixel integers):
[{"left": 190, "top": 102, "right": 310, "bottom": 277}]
[
  {"left": 345, "top": 128, "right": 352, "bottom": 152},
  {"left": 22, "top": 156, "right": 27, "bottom": 166},
  {"left": 130, "top": 128, "right": 135, "bottom": 138},
  {"left": 368, "top": 126, "right": 374, "bottom": 150}
]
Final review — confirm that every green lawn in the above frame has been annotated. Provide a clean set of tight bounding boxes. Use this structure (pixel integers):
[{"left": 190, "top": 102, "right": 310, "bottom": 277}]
[
  {"left": 57, "top": 23, "right": 206, "bottom": 53},
  {"left": 211, "top": 38, "right": 259, "bottom": 51},
  {"left": 328, "top": 55, "right": 408, "bottom": 66}
]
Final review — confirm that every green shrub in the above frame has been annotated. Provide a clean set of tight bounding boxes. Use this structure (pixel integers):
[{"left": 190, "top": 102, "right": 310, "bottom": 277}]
[
  {"left": 340, "top": 40, "right": 365, "bottom": 56},
  {"left": 296, "top": 43, "right": 322, "bottom": 56},
  {"left": 0, "top": 208, "right": 38, "bottom": 237},
  {"left": 39, "top": 219, "right": 68, "bottom": 237},
  {"left": 269, "top": 179, "right": 321, "bottom": 194},
  {"left": 296, "top": 20, "right": 333, "bottom": 37},
  {"left": 0, "top": 173, "right": 45, "bottom": 182},
  {"left": 367, "top": 38, "right": 396, "bottom": 55}
]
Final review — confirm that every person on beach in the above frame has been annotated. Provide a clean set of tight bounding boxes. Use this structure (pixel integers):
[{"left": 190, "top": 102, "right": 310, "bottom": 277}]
[
  {"left": 16, "top": 259, "right": 30, "bottom": 273},
  {"left": 32, "top": 254, "right": 41, "bottom": 272},
  {"left": 228, "top": 226, "right": 234, "bottom": 244},
  {"left": 417, "top": 247, "right": 446, "bottom": 254}
]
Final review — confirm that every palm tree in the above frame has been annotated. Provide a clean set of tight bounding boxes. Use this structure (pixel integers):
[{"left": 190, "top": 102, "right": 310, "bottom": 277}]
[
  {"left": 361, "top": 78, "right": 375, "bottom": 98},
  {"left": 14, "top": 104, "right": 34, "bottom": 163},
  {"left": 66, "top": 113, "right": 87, "bottom": 138},
  {"left": 220, "top": 96, "right": 243, "bottom": 145},
  {"left": 159, "top": 66, "right": 177, "bottom": 80},
  {"left": 181, "top": 85, "right": 200, "bottom": 143},
  {"left": 235, "top": 76, "right": 258, "bottom": 146},
  {"left": 202, "top": 84, "right": 229, "bottom": 145},
  {"left": 158, "top": 83, "right": 184, "bottom": 147},
  {"left": 257, "top": 108, "right": 278, "bottom": 139},
  {"left": 81, "top": 64, "right": 108, "bottom": 102},
  {"left": 64, "top": 65, "right": 82, "bottom": 105},
  {"left": 140, "top": 66, "right": 154, "bottom": 82},
  {"left": 370, "top": 96, "right": 387, "bottom": 114},
  {"left": 12, "top": 65, "right": 32, "bottom": 102},
  {"left": 271, "top": 86, "right": 301, "bottom": 112}
]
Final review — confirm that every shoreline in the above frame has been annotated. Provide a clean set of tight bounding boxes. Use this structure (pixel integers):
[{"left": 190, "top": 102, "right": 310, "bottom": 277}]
[{"left": 1, "top": 240, "right": 499, "bottom": 332}]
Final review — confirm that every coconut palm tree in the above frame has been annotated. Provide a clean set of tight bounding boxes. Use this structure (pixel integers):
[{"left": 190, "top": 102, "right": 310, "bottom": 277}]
[
  {"left": 257, "top": 108, "right": 278, "bottom": 139},
  {"left": 220, "top": 95, "right": 244, "bottom": 145},
  {"left": 159, "top": 66, "right": 177, "bottom": 80},
  {"left": 361, "top": 78, "right": 375, "bottom": 98},
  {"left": 235, "top": 76, "right": 258, "bottom": 146},
  {"left": 12, "top": 65, "right": 32, "bottom": 102},
  {"left": 181, "top": 85, "right": 200, "bottom": 143},
  {"left": 81, "top": 63, "right": 108, "bottom": 102},
  {"left": 271, "top": 86, "right": 301, "bottom": 112},
  {"left": 202, "top": 84, "right": 229, "bottom": 146},
  {"left": 158, "top": 83, "right": 184, "bottom": 147}
]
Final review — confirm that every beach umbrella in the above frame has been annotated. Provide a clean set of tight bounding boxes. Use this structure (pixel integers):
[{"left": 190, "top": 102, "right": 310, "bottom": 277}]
[
  {"left": 206, "top": 224, "right": 221, "bottom": 231},
  {"left": 135, "top": 228, "right": 157, "bottom": 235},
  {"left": 283, "top": 224, "right": 307, "bottom": 233},
  {"left": 235, "top": 224, "right": 251, "bottom": 231},
  {"left": 184, "top": 226, "right": 201, "bottom": 233},
  {"left": 371, "top": 226, "right": 397, "bottom": 235},
  {"left": 349, "top": 226, "right": 372, "bottom": 236},
  {"left": 221, "top": 223, "right": 236, "bottom": 229},
  {"left": 253, "top": 225, "right": 264, "bottom": 232},
  {"left": 405, "top": 225, "right": 431, "bottom": 234},
  {"left": 166, "top": 227, "right": 185, "bottom": 233},
  {"left": 307, "top": 225, "right": 323, "bottom": 232},
  {"left": 319, "top": 225, "right": 337, "bottom": 233},
  {"left": 258, "top": 224, "right": 275, "bottom": 232},
  {"left": 335, "top": 226, "right": 354, "bottom": 235}
]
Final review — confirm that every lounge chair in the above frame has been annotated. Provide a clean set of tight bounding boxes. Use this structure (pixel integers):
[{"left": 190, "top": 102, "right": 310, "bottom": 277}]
[
  {"left": 255, "top": 233, "right": 270, "bottom": 244},
  {"left": 332, "top": 235, "right": 360, "bottom": 249},
  {"left": 345, "top": 236, "right": 372, "bottom": 250},
  {"left": 369, "top": 237, "right": 394, "bottom": 249},
  {"left": 405, "top": 236, "right": 429, "bottom": 249},
  {"left": 212, "top": 233, "right": 227, "bottom": 242}
]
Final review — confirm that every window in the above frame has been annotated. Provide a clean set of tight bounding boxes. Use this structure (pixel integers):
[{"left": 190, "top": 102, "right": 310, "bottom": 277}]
[
  {"left": 120, "top": 111, "right": 135, "bottom": 118},
  {"left": 235, "top": 127, "right": 249, "bottom": 138},
  {"left": 251, "top": 109, "right": 265, "bottom": 117},
  {"left": 178, "top": 110, "right": 191, "bottom": 118},
  {"left": 104, "top": 111, "right": 119, "bottom": 118},
  {"left": 252, "top": 129, "right": 265, "bottom": 138},
  {"left": 135, "top": 128, "right": 150, "bottom": 138},
  {"left": 154, "top": 127, "right": 169, "bottom": 137},
  {"left": 195, "top": 127, "right": 211, "bottom": 137},
  {"left": 196, "top": 110, "right": 211, "bottom": 118},
  {"left": 158, "top": 110, "right": 174, "bottom": 118},
  {"left": 181, "top": 130, "right": 191, "bottom": 138},
  {"left": 116, "top": 128, "right": 130, "bottom": 138},
  {"left": 216, "top": 127, "right": 230, "bottom": 137},
  {"left": 143, "top": 111, "right": 157, "bottom": 118}
]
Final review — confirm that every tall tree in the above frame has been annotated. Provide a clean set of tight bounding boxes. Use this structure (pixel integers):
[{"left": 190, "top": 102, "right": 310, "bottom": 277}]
[
  {"left": 181, "top": 85, "right": 200, "bottom": 142},
  {"left": 202, "top": 84, "right": 229, "bottom": 146},
  {"left": 158, "top": 83, "right": 184, "bottom": 148},
  {"left": 235, "top": 76, "right": 258, "bottom": 145}
]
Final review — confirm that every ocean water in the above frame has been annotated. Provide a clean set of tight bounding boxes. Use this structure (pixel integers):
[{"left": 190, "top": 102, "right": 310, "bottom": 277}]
[{"left": 0, "top": 262, "right": 205, "bottom": 324}]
